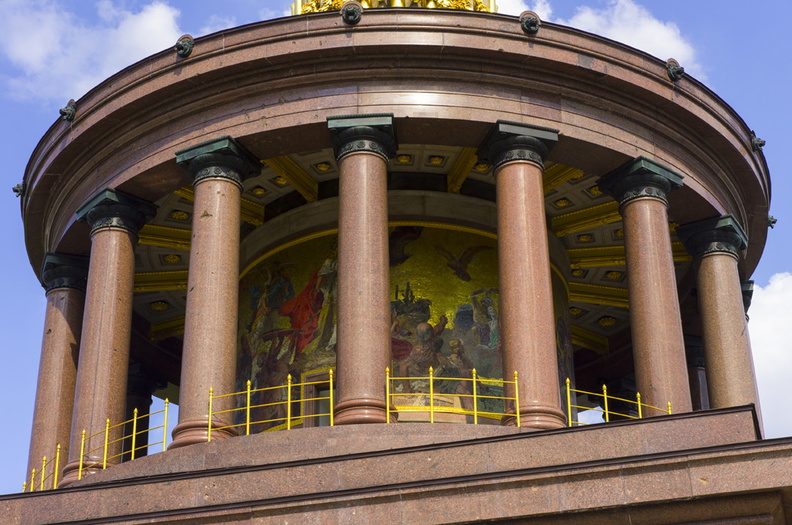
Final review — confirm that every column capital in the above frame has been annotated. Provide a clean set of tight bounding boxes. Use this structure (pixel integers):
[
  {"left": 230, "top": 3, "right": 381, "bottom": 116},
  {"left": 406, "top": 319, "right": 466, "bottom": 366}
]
[
  {"left": 175, "top": 135, "right": 261, "bottom": 186},
  {"left": 76, "top": 188, "right": 157, "bottom": 236},
  {"left": 677, "top": 214, "right": 748, "bottom": 259},
  {"left": 40, "top": 252, "right": 89, "bottom": 293},
  {"left": 741, "top": 280, "right": 754, "bottom": 314},
  {"left": 327, "top": 113, "right": 398, "bottom": 162},
  {"left": 598, "top": 156, "right": 684, "bottom": 207},
  {"left": 476, "top": 120, "right": 558, "bottom": 170}
]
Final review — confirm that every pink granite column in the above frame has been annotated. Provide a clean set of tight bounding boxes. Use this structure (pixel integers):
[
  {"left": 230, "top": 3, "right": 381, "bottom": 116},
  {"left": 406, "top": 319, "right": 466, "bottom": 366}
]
[
  {"left": 26, "top": 253, "right": 88, "bottom": 485},
  {"left": 678, "top": 216, "right": 760, "bottom": 415},
  {"left": 328, "top": 114, "right": 397, "bottom": 425},
  {"left": 170, "top": 136, "right": 260, "bottom": 448},
  {"left": 60, "top": 190, "right": 156, "bottom": 486},
  {"left": 599, "top": 158, "right": 692, "bottom": 414},
  {"left": 479, "top": 122, "right": 566, "bottom": 429}
]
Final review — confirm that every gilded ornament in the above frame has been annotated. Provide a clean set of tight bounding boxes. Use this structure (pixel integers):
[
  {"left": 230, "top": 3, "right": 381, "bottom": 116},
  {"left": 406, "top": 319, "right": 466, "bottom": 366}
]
[
  {"left": 169, "top": 210, "right": 190, "bottom": 221},
  {"left": 597, "top": 316, "right": 617, "bottom": 327},
  {"left": 250, "top": 186, "right": 267, "bottom": 196},
  {"left": 315, "top": 162, "right": 332, "bottom": 171},
  {"left": 163, "top": 254, "right": 182, "bottom": 264},
  {"left": 588, "top": 185, "right": 602, "bottom": 196},
  {"left": 577, "top": 234, "right": 594, "bottom": 243},
  {"left": 569, "top": 306, "right": 583, "bottom": 317},
  {"left": 605, "top": 271, "right": 623, "bottom": 280},
  {"left": 397, "top": 154, "right": 413, "bottom": 164},
  {"left": 615, "top": 228, "right": 624, "bottom": 238},
  {"left": 150, "top": 301, "right": 171, "bottom": 311},
  {"left": 473, "top": 163, "right": 489, "bottom": 172},
  {"left": 273, "top": 176, "right": 288, "bottom": 186},
  {"left": 428, "top": 155, "right": 445, "bottom": 165},
  {"left": 571, "top": 269, "right": 586, "bottom": 278},
  {"left": 554, "top": 198, "right": 572, "bottom": 208}
]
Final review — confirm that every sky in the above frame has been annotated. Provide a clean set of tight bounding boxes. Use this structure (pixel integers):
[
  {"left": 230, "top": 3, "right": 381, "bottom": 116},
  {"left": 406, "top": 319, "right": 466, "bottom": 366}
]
[{"left": 0, "top": 0, "right": 790, "bottom": 495}]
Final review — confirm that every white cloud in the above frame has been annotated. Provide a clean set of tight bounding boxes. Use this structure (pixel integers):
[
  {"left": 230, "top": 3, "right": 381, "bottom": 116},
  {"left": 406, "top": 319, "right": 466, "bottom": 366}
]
[
  {"left": 557, "top": 0, "right": 705, "bottom": 80},
  {"left": 497, "top": 0, "right": 553, "bottom": 20},
  {"left": 259, "top": 8, "right": 293, "bottom": 20},
  {"left": 749, "top": 272, "right": 792, "bottom": 439},
  {"left": 0, "top": 0, "right": 182, "bottom": 103},
  {"left": 198, "top": 15, "right": 238, "bottom": 36}
]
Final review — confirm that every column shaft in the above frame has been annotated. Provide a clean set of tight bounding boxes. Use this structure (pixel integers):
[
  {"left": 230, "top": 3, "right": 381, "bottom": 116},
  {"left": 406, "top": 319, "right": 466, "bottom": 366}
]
[
  {"left": 27, "top": 284, "right": 84, "bottom": 482},
  {"left": 334, "top": 151, "right": 391, "bottom": 424},
  {"left": 621, "top": 197, "right": 691, "bottom": 413},
  {"left": 495, "top": 160, "right": 565, "bottom": 428},
  {"left": 172, "top": 178, "right": 242, "bottom": 445}
]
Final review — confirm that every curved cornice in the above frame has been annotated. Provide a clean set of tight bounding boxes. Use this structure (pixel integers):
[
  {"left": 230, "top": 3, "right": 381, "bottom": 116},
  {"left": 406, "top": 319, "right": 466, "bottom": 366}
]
[{"left": 22, "top": 9, "right": 769, "bottom": 277}]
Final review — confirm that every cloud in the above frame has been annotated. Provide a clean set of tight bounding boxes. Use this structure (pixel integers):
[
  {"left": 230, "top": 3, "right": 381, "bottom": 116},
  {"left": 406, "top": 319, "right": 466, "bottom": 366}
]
[
  {"left": 0, "top": 0, "right": 182, "bottom": 104},
  {"left": 749, "top": 272, "right": 792, "bottom": 439},
  {"left": 497, "top": 0, "right": 553, "bottom": 19},
  {"left": 554, "top": 0, "right": 704, "bottom": 79}
]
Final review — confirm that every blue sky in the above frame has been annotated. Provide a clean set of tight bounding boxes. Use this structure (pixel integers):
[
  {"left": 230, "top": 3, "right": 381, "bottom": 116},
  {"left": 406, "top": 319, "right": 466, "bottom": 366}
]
[{"left": 0, "top": 0, "right": 790, "bottom": 495}]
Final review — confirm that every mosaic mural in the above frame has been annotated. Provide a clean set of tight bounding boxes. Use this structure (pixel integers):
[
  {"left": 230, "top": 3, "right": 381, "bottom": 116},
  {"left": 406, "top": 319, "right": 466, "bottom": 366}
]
[{"left": 237, "top": 225, "right": 572, "bottom": 428}]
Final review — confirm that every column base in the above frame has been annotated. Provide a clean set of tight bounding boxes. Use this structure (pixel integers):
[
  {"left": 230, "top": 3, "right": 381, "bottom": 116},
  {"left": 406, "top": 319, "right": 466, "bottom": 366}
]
[
  {"left": 58, "top": 457, "right": 108, "bottom": 488},
  {"left": 334, "top": 398, "right": 388, "bottom": 425},
  {"left": 501, "top": 404, "right": 567, "bottom": 430},
  {"left": 168, "top": 419, "right": 239, "bottom": 450}
]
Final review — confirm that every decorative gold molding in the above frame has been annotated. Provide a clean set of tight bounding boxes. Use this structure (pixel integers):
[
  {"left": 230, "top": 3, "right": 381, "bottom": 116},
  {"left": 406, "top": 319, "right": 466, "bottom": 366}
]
[
  {"left": 134, "top": 271, "right": 189, "bottom": 293},
  {"left": 569, "top": 282, "right": 629, "bottom": 308},
  {"left": 174, "top": 186, "right": 265, "bottom": 226},
  {"left": 138, "top": 225, "right": 191, "bottom": 251},
  {"left": 150, "top": 316, "right": 186, "bottom": 341},
  {"left": 543, "top": 164, "right": 585, "bottom": 194},
  {"left": 552, "top": 201, "right": 621, "bottom": 237},
  {"left": 292, "top": 0, "right": 494, "bottom": 14},
  {"left": 262, "top": 156, "right": 319, "bottom": 203},
  {"left": 568, "top": 243, "right": 691, "bottom": 268},
  {"left": 571, "top": 325, "right": 610, "bottom": 355},
  {"left": 447, "top": 148, "right": 478, "bottom": 193}
]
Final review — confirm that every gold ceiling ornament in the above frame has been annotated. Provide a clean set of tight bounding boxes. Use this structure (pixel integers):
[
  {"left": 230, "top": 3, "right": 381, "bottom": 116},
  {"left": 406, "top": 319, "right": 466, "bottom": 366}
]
[{"left": 293, "top": 0, "right": 494, "bottom": 15}]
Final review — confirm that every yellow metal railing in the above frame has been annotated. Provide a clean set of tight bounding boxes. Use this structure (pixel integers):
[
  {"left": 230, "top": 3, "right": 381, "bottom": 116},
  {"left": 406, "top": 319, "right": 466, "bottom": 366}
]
[
  {"left": 565, "top": 378, "right": 671, "bottom": 426},
  {"left": 208, "top": 370, "right": 334, "bottom": 441},
  {"left": 77, "top": 400, "right": 170, "bottom": 481},
  {"left": 386, "top": 367, "right": 521, "bottom": 426},
  {"left": 23, "top": 444, "right": 61, "bottom": 493}
]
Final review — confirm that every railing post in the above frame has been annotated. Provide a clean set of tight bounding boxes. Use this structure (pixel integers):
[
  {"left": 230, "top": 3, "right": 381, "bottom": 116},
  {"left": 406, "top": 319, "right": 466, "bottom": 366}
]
[
  {"left": 30, "top": 469, "right": 36, "bottom": 493},
  {"left": 102, "top": 418, "right": 110, "bottom": 469},
  {"left": 514, "top": 371, "right": 521, "bottom": 428},
  {"left": 636, "top": 392, "right": 643, "bottom": 419},
  {"left": 40, "top": 457, "right": 46, "bottom": 491},
  {"left": 53, "top": 444, "right": 61, "bottom": 489},
  {"left": 329, "top": 369, "right": 334, "bottom": 427},
  {"left": 667, "top": 401, "right": 672, "bottom": 415},
  {"left": 429, "top": 367, "right": 434, "bottom": 424},
  {"left": 385, "top": 367, "right": 391, "bottom": 424},
  {"left": 287, "top": 374, "right": 292, "bottom": 430},
  {"left": 163, "top": 399, "right": 170, "bottom": 452},
  {"left": 207, "top": 388, "right": 214, "bottom": 443},
  {"left": 131, "top": 408, "right": 138, "bottom": 461},
  {"left": 78, "top": 429, "right": 86, "bottom": 480},
  {"left": 566, "top": 378, "right": 572, "bottom": 427},
  {"left": 22, "top": 482, "right": 27, "bottom": 493},
  {"left": 472, "top": 369, "right": 478, "bottom": 425},
  {"left": 245, "top": 380, "right": 251, "bottom": 436},
  {"left": 602, "top": 384, "right": 610, "bottom": 423}
]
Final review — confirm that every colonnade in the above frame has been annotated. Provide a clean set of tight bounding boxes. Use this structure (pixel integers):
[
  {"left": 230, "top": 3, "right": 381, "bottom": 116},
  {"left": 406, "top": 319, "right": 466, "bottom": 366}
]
[{"left": 25, "top": 116, "right": 760, "bottom": 486}]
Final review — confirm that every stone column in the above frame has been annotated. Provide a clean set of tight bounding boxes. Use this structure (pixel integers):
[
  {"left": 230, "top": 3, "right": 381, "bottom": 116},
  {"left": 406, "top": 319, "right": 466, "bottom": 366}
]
[
  {"left": 26, "top": 253, "right": 88, "bottom": 485},
  {"left": 60, "top": 189, "right": 156, "bottom": 486},
  {"left": 170, "top": 136, "right": 260, "bottom": 448},
  {"left": 122, "top": 364, "right": 165, "bottom": 461},
  {"left": 678, "top": 215, "right": 760, "bottom": 413},
  {"left": 328, "top": 114, "right": 397, "bottom": 425},
  {"left": 684, "top": 336, "right": 710, "bottom": 411},
  {"left": 599, "top": 157, "right": 692, "bottom": 414},
  {"left": 477, "top": 121, "right": 566, "bottom": 429}
]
